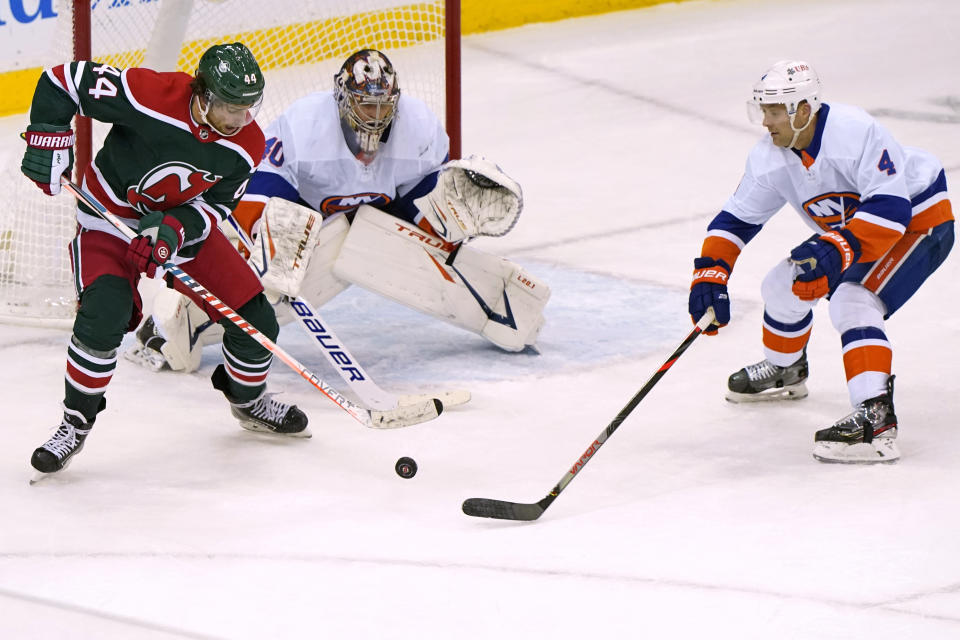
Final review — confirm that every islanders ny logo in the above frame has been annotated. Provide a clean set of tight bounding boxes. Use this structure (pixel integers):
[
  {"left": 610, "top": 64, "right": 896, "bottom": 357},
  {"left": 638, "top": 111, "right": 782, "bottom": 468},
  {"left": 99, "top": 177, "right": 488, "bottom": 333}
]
[
  {"left": 802, "top": 191, "right": 860, "bottom": 231},
  {"left": 320, "top": 193, "right": 392, "bottom": 216}
]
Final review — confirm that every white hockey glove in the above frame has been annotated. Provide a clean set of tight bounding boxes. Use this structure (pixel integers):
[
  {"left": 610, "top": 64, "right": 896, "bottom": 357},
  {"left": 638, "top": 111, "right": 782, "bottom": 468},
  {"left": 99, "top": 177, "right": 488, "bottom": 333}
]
[
  {"left": 414, "top": 155, "right": 523, "bottom": 244},
  {"left": 247, "top": 198, "right": 326, "bottom": 298}
]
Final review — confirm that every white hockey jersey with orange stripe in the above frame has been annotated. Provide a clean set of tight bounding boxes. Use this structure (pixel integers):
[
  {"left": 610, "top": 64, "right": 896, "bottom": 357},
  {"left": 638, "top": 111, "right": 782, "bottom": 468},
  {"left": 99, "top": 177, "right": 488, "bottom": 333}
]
[{"left": 701, "top": 102, "right": 952, "bottom": 269}]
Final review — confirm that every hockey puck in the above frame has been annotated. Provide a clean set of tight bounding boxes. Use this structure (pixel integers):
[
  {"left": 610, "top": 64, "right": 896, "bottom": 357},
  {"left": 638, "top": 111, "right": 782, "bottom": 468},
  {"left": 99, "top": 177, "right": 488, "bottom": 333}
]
[{"left": 395, "top": 457, "right": 418, "bottom": 479}]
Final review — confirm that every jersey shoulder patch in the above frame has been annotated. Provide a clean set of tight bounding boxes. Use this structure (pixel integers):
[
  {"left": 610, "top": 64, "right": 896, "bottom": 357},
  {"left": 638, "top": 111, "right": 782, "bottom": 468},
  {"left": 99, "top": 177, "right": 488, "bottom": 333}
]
[
  {"left": 227, "top": 121, "right": 266, "bottom": 169},
  {"left": 124, "top": 68, "right": 194, "bottom": 123}
]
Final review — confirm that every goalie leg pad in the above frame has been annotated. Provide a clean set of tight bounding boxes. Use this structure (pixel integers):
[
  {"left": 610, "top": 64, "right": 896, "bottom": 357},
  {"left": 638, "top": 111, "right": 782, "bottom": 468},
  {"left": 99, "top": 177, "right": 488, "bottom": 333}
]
[
  {"left": 137, "top": 286, "right": 223, "bottom": 373},
  {"left": 479, "top": 264, "right": 549, "bottom": 351},
  {"left": 333, "top": 206, "right": 549, "bottom": 350}
]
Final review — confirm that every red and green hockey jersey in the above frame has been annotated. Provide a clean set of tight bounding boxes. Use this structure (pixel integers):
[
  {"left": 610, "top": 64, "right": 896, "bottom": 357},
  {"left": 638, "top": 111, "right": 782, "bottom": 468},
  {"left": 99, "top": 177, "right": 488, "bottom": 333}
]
[{"left": 29, "top": 61, "right": 265, "bottom": 257}]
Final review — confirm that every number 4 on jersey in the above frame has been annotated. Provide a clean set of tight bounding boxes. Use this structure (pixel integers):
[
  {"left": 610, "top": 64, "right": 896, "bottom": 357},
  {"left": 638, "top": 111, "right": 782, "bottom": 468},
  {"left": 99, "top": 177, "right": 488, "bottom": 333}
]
[
  {"left": 88, "top": 64, "right": 121, "bottom": 100},
  {"left": 878, "top": 149, "right": 897, "bottom": 175}
]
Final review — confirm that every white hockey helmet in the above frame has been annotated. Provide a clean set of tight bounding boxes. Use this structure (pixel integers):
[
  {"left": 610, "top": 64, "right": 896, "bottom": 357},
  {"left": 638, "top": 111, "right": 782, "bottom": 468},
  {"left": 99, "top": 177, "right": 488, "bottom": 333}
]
[{"left": 747, "top": 60, "right": 822, "bottom": 124}]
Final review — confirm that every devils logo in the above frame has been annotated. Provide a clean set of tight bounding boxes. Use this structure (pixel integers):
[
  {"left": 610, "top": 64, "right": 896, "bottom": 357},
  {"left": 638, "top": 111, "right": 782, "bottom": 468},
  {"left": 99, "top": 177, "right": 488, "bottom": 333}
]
[{"left": 127, "top": 162, "right": 222, "bottom": 214}]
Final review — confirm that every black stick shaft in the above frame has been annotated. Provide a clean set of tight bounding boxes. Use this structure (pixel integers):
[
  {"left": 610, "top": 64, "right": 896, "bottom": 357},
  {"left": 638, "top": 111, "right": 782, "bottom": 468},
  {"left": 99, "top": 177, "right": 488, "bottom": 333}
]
[
  {"left": 463, "top": 310, "right": 715, "bottom": 521},
  {"left": 542, "top": 314, "right": 711, "bottom": 497}
]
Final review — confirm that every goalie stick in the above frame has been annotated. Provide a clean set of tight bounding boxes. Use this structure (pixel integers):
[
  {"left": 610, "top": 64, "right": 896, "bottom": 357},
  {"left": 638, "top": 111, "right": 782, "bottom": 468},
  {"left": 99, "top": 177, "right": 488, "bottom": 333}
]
[
  {"left": 462, "top": 309, "right": 716, "bottom": 521},
  {"left": 60, "top": 179, "right": 442, "bottom": 429},
  {"left": 222, "top": 213, "right": 470, "bottom": 412}
]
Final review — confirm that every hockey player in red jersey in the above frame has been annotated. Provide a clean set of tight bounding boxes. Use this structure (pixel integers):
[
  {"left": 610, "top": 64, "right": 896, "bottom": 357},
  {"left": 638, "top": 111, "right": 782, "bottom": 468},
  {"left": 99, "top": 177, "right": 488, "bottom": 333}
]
[
  {"left": 20, "top": 43, "right": 310, "bottom": 480},
  {"left": 688, "top": 60, "right": 954, "bottom": 464}
]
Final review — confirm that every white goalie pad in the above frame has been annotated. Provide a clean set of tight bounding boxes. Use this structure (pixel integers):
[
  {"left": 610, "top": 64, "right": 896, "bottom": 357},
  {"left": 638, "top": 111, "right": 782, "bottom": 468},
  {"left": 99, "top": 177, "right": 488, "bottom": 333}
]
[
  {"left": 413, "top": 155, "right": 523, "bottom": 244},
  {"left": 247, "top": 198, "right": 351, "bottom": 301},
  {"left": 127, "top": 285, "right": 224, "bottom": 373},
  {"left": 333, "top": 205, "right": 549, "bottom": 351}
]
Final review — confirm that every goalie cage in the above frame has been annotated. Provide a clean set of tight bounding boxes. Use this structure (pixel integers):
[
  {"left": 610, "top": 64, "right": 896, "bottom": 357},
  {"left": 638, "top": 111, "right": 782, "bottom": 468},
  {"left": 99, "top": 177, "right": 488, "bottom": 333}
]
[{"left": 0, "top": 0, "right": 462, "bottom": 327}]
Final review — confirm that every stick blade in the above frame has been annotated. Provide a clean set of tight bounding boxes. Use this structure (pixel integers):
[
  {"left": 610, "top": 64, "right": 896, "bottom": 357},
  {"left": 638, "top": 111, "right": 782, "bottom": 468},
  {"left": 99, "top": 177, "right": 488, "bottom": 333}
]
[
  {"left": 462, "top": 498, "right": 545, "bottom": 521},
  {"left": 399, "top": 389, "right": 471, "bottom": 409},
  {"left": 368, "top": 398, "right": 443, "bottom": 429}
]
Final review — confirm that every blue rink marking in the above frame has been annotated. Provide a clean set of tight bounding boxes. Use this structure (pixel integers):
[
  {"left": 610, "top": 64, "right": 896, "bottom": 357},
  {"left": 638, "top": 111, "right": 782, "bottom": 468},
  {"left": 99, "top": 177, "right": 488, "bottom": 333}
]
[{"left": 275, "top": 260, "right": 688, "bottom": 386}]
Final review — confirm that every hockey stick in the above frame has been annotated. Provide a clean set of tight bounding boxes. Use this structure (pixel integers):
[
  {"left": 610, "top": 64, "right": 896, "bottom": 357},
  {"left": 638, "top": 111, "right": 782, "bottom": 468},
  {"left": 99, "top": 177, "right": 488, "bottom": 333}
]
[
  {"left": 462, "top": 309, "right": 716, "bottom": 521},
  {"left": 222, "top": 212, "right": 470, "bottom": 411},
  {"left": 60, "top": 179, "right": 442, "bottom": 429}
]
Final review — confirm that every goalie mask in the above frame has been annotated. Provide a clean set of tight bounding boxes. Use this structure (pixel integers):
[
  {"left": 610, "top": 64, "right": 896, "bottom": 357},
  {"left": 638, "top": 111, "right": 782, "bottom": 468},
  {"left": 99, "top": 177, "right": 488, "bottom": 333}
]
[
  {"left": 334, "top": 50, "right": 400, "bottom": 157},
  {"left": 194, "top": 42, "right": 265, "bottom": 137},
  {"left": 746, "top": 60, "right": 821, "bottom": 145}
]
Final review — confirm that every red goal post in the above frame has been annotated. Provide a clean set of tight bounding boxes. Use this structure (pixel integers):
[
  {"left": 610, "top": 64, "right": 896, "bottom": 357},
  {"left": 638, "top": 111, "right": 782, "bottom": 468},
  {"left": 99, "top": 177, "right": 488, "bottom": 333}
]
[{"left": 0, "top": 0, "right": 461, "bottom": 326}]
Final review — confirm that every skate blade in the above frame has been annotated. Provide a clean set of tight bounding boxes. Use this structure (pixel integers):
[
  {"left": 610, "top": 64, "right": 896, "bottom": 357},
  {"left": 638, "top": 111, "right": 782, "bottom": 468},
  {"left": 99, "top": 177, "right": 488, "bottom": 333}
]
[
  {"left": 726, "top": 382, "right": 808, "bottom": 404},
  {"left": 29, "top": 457, "right": 75, "bottom": 485},
  {"left": 812, "top": 439, "right": 900, "bottom": 464},
  {"left": 123, "top": 345, "right": 169, "bottom": 372},
  {"left": 239, "top": 421, "right": 313, "bottom": 439},
  {"left": 399, "top": 390, "right": 471, "bottom": 408},
  {"left": 29, "top": 471, "right": 53, "bottom": 485}
]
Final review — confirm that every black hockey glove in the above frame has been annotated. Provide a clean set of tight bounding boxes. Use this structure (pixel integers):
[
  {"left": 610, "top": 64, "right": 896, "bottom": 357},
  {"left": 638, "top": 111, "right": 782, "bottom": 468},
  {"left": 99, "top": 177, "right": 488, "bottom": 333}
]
[
  {"left": 689, "top": 256, "right": 731, "bottom": 335},
  {"left": 21, "top": 123, "right": 75, "bottom": 196},
  {"left": 790, "top": 229, "right": 860, "bottom": 300}
]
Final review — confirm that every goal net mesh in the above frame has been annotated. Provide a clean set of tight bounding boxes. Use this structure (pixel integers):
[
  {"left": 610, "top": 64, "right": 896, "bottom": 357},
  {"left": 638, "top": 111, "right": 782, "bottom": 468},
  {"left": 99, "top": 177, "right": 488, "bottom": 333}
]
[{"left": 0, "top": 0, "right": 450, "bottom": 326}]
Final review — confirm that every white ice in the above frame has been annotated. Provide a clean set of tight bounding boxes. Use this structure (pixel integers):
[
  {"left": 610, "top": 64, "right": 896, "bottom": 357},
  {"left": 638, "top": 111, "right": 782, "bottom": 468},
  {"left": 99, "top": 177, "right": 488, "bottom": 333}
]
[{"left": 3, "top": 0, "right": 960, "bottom": 637}]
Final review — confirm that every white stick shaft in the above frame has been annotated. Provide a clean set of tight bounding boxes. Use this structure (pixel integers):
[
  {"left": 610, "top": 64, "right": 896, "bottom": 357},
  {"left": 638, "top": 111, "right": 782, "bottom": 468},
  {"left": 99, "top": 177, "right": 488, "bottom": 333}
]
[{"left": 223, "top": 213, "right": 401, "bottom": 410}]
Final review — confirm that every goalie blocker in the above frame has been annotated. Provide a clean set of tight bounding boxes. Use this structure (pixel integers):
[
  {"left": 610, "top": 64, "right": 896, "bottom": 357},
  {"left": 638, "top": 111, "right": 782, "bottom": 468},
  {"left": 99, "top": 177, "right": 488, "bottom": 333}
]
[{"left": 131, "top": 199, "right": 548, "bottom": 373}]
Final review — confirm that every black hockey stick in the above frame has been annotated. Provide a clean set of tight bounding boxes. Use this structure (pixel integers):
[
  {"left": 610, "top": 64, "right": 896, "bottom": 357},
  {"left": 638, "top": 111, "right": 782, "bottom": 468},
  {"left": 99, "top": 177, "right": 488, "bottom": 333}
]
[{"left": 462, "top": 308, "right": 716, "bottom": 521}]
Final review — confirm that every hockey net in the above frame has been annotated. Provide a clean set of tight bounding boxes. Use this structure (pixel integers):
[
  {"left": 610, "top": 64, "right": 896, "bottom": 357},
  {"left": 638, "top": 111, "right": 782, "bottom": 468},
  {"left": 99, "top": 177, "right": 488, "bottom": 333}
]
[{"left": 0, "top": 0, "right": 459, "bottom": 326}]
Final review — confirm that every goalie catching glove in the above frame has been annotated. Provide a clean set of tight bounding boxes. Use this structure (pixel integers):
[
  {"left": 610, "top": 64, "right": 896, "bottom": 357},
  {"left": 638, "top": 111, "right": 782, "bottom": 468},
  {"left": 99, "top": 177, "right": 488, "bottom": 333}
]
[
  {"left": 21, "top": 123, "right": 74, "bottom": 196},
  {"left": 414, "top": 155, "right": 523, "bottom": 244}
]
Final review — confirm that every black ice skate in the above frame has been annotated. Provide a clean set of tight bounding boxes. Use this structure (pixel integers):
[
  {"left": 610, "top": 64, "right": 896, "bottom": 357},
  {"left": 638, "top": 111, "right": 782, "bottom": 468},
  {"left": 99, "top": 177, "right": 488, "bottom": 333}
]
[
  {"left": 30, "top": 407, "right": 93, "bottom": 481},
  {"left": 726, "top": 351, "right": 809, "bottom": 403},
  {"left": 212, "top": 364, "right": 311, "bottom": 437},
  {"left": 123, "top": 316, "right": 170, "bottom": 371},
  {"left": 813, "top": 376, "right": 899, "bottom": 464}
]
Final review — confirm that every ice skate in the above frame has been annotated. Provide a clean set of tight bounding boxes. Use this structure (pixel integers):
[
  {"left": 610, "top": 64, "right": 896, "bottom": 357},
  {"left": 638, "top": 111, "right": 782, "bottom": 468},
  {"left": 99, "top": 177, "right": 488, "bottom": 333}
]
[
  {"left": 124, "top": 290, "right": 213, "bottom": 373},
  {"left": 30, "top": 407, "right": 93, "bottom": 482},
  {"left": 726, "top": 352, "right": 809, "bottom": 403},
  {"left": 229, "top": 392, "right": 311, "bottom": 438},
  {"left": 124, "top": 316, "right": 170, "bottom": 371},
  {"left": 813, "top": 376, "right": 898, "bottom": 464},
  {"left": 212, "top": 364, "right": 311, "bottom": 437}
]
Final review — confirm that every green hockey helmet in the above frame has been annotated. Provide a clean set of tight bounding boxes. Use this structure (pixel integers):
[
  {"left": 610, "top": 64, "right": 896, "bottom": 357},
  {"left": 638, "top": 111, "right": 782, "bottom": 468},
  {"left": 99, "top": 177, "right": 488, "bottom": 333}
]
[
  {"left": 196, "top": 42, "right": 265, "bottom": 105},
  {"left": 194, "top": 43, "right": 264, "bottom": 136}
]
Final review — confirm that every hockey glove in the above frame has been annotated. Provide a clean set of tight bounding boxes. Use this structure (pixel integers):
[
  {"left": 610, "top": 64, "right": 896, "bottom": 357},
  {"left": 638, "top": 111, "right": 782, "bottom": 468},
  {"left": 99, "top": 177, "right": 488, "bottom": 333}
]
[
  {"left": 689, "top": 257, "right": 731, "bottom": 335},
  {"left": 414, "top": 155, "right": 523, "bottom": 244},
  {"left": 126, "top": 212, "right": 186, "bottom": 278},
  {"left": 20, "top": 123, "right": 75, "bottom": 196},
  {"left": 789, "top": 229, "right": 861, "bottom": 301}
]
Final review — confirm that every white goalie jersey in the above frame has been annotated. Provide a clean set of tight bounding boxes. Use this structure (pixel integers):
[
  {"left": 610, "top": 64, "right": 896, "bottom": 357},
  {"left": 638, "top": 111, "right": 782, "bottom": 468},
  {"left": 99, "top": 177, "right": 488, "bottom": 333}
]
[{"left": 243, "top": 90, "right": 449, "bottom": 226}]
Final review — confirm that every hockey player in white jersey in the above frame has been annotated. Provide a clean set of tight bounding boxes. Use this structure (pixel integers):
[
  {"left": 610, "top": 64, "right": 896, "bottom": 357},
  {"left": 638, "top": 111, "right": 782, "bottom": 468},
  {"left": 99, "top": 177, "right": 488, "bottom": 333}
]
[
  {"left": 688, "top": 60, "right": 954, "bottom": 464},
  {"left": 129, "top": 49, "right": 548, "bottom": 378}
]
